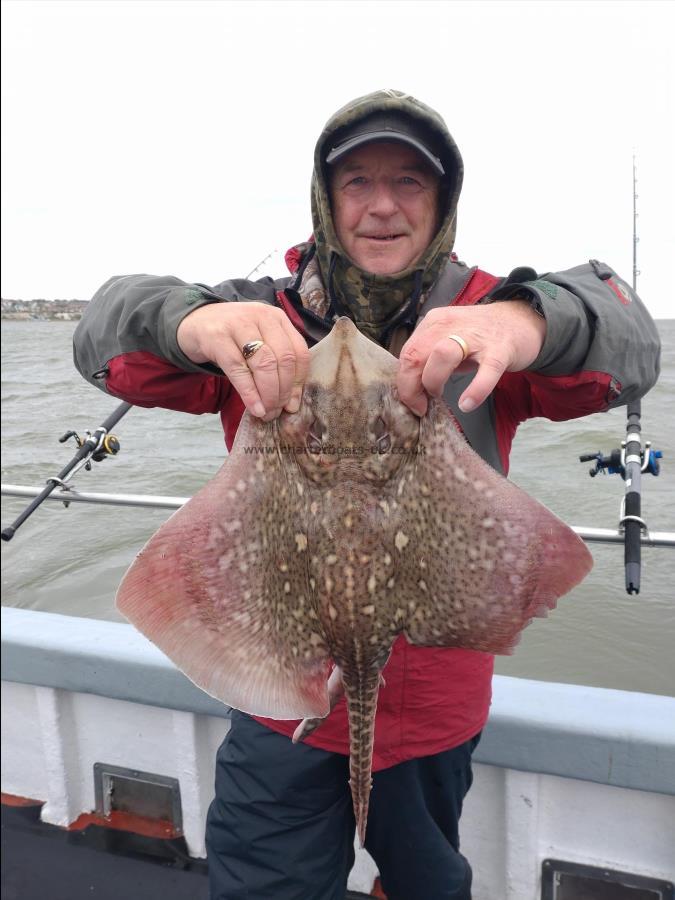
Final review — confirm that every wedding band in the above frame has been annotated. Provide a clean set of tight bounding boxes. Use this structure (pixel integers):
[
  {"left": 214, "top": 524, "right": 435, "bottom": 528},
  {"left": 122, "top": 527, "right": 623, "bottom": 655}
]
[
  {"left": 447, "top": 334, "right": 469, "bottom": 362},
  {"left": 242, "top": 340, "right": 264, "bottom": 361}
]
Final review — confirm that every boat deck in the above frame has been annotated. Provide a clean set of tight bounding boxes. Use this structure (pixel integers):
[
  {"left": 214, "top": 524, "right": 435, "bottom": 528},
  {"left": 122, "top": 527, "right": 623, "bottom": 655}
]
[{"left": 1, "top": 798, "right": 384, "bottom": 900}]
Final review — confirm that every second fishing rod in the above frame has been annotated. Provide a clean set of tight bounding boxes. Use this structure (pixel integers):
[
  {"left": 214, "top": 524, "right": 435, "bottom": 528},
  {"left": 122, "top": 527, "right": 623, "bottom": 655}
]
[{"left": 1, "top": 401, "right": 133, "bottom": 542}]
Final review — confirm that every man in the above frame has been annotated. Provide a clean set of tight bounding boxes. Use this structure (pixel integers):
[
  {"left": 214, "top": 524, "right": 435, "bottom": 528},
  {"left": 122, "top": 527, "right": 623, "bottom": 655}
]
[{"left": 74, "top": 90, "right": 660, "bottom": 900}]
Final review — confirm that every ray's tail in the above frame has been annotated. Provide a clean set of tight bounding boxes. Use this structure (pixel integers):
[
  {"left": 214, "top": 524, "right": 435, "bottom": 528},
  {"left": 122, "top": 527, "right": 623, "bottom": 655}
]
[{"left": 342, "top": 670, "right": 381, "bottom": 847}]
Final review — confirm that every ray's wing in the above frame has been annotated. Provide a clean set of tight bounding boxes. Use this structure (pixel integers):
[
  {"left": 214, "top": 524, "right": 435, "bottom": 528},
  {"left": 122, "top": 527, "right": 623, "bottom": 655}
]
[
  {"left": 116, "top": 414, "right": 331, "bottom": 719},
  {"left": 399, "top": 405, "right": 593, "bottom": 655}
]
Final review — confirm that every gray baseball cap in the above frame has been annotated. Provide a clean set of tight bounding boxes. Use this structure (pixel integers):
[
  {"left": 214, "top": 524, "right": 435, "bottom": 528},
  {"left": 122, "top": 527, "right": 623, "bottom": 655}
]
[{"left": 325, "top": 111, "right": 445, "bottom": 176}]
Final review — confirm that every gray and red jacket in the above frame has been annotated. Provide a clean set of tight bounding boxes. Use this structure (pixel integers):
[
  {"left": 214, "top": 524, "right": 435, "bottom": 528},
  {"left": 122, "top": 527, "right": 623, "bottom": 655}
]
[{"left": 73, "top": 249, "right": 661, "bottom": 769}]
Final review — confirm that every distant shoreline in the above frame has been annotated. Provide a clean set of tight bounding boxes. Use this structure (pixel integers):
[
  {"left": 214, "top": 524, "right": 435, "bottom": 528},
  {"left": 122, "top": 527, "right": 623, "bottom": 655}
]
[
  {"left": 1, "top": 298, "right": 673, "bottom": 325},
  {"left": 1, "top": 299, "right": 87, "bottom": 321}
]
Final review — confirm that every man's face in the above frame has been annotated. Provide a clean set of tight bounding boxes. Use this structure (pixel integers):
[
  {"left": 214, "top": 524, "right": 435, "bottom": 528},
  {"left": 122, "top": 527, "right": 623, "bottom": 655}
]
[{"left": 330, "top": 142, "right": 440, "bottom": 276}]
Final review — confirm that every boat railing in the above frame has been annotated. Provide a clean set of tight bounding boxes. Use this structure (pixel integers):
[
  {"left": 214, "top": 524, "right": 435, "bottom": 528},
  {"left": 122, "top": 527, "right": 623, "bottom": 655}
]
[{"left": 2, "top": 483, "right": 675, "bottom": 547}]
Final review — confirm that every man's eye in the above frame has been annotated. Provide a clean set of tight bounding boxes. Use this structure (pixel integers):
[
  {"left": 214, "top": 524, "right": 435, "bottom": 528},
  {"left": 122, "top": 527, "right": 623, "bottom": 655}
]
[{"left": 397, "top": 176, "right": 423, "bottom": 191}]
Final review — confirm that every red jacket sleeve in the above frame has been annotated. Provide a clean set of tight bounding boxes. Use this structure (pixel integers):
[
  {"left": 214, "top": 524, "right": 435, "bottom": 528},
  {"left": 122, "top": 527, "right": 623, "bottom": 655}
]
[
  {"left": 106, "top": 351, "right": 232, "bottom": 415},
  {"left": 495, "top": 368, "right": 617, "bottom": 425},
  {"left": 491, "top": 369, "right": 617, "bottom": 470}
]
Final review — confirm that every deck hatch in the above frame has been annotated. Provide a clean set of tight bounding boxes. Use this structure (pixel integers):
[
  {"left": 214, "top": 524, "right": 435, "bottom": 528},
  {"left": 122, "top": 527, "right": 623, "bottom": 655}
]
[
  {"left": 542, "top": 859, "right": 674, "bottom": 900},
  {"left": 93, "top": 763, "right": 183, "bottom": 832}
]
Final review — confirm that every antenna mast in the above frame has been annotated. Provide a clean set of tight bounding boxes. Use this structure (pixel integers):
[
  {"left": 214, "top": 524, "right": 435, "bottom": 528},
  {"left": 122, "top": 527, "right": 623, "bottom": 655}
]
[{"left": 632, "top": 154, "right": 640, "bottom": 291}]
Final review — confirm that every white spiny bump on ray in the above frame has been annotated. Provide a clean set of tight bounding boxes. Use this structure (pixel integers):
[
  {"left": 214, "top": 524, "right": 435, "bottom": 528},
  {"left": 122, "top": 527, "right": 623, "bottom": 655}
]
[{"left": 116, "top": 316, "right": 593, "bottom": 848}]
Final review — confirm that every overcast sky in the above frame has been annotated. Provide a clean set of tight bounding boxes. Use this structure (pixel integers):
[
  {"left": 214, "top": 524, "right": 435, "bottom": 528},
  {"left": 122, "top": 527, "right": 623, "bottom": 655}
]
[{"left": 1, "top": 0, "right": 673, "bottom": 318}]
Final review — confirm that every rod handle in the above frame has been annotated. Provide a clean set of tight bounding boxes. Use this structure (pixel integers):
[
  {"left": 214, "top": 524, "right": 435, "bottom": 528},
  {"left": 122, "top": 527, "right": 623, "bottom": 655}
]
[{"left": 626, "top": 561, "right": 641, "bottom": 595}]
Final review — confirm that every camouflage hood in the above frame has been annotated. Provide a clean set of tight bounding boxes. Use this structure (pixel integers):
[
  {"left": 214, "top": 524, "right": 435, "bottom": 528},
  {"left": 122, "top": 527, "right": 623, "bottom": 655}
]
[{"left": 310, "top": 89, "right": 464, "bottom": 343}]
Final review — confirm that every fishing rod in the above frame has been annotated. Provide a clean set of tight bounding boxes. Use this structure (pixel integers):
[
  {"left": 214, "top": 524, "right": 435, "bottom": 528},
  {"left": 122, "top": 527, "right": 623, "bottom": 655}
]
[
  {"left": 623, "top": 400, "right": 646, "bottom": 593},
  {"left": 1, "top": 401, "right": 133, "bottom": 542},
  {"left": 577, "top": 154, "right": 664, "bottom": 594},
  {"left": 579, "top": 402, "right": 662, "bottom": 594},
  {"left": 246, "top": 250, "right": 277, "bottom": 280}
]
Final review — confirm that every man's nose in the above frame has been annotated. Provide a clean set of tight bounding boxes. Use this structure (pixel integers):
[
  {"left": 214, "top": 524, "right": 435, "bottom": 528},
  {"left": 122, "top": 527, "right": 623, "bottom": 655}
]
[{"left": 367, "top": 180, "right": 398, "bottom": 216}]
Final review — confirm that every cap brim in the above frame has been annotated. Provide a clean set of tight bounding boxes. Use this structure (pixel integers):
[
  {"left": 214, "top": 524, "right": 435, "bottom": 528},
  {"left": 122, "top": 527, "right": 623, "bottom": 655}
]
[{"left": 325, "top": 131, "right": 445, "bottom": 176}]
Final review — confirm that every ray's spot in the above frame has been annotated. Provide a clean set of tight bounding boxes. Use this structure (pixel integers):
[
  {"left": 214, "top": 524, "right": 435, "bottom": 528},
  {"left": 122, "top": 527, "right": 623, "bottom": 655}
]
[
  {"left": 223, "top": 520, "right": 242, "bottom": 533},
  {"left": 394, "top": 531, "right": 409, "bottom": 551}
]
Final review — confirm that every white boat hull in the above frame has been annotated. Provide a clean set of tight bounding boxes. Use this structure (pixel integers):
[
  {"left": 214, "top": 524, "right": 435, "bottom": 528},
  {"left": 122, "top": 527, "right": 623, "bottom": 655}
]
[{"left": 2, "top": 608, "right": 674, "bottom": 898}]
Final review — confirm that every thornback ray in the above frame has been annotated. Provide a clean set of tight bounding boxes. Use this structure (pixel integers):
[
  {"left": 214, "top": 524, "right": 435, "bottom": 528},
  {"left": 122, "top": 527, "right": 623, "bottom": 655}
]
[{"left": 116, "top": 316, "right": 593, "bottom": 846}]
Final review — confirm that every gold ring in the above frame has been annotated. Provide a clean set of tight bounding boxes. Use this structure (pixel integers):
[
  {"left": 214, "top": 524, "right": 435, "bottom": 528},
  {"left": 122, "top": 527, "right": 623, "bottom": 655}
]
[
  {"left": 447, "top": 334, "right": 469, "bottom": 362},
  {"left": 242, "top": 340, "right": 264, "bottom": 361}
]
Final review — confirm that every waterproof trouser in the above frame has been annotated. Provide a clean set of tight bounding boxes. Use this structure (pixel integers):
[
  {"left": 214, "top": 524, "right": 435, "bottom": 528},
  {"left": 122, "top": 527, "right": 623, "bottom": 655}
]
[{"left": 206, "top": 711, "right": 478, "bottom": 900}]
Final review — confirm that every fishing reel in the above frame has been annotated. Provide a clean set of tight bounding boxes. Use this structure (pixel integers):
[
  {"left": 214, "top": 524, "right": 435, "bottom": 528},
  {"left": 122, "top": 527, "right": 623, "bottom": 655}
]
[
  {"left": 59, "top": 428, "right": 121, "bottom": 468},
  {"left": 580, "top": 422, "right": 663, "bottom": 595},
  {"left": 579, "top": 443, "right": 662, "bottom": 479},
  {"left": 1, "top": 401, "right": 132, "bottom": 542}
]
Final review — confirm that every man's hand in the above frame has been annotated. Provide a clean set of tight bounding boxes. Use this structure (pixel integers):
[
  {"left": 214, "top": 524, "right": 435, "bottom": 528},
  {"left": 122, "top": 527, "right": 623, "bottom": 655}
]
[
  {"left": 177, "top": 302, "right": 310, "bottom": 420},
  {"left": 397, "top": 300, "right": 547, "bottom": 416}
]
